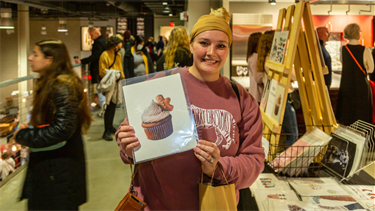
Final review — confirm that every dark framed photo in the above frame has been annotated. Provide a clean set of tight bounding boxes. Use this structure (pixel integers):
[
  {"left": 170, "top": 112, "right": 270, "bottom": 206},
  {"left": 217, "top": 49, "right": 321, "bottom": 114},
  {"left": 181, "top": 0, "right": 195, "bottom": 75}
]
[{"left": 323, "top": 133, "right": 356, "bottom": 178}]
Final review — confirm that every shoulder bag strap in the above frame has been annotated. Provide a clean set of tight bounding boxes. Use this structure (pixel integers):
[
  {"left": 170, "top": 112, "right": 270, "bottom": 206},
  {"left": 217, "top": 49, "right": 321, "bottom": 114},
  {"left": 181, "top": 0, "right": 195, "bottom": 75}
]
[
  {"left": 108, "top": 52, "right": 117, "bottom": 69},
  {"left": 345, "top": 45, "right": 367, "bottom": 76}
]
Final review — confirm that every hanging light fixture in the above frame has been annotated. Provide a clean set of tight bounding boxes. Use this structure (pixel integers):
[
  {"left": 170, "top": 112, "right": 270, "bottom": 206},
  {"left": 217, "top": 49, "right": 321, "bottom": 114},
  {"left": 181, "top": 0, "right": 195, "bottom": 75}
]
[
  {"left": 58, "top": 18, "right": 68, "bottom": 32},
  {"left": 0, "top": 8, "right": 14, "bottom": 29},
  {"left": 269, "top": 0, "right": 277, "bottom": 5}
]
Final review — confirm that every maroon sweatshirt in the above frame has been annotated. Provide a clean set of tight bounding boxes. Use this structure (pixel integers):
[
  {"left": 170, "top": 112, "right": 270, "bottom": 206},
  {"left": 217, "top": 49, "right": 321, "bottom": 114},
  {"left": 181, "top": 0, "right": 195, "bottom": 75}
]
[{"left": 116, "top": 67, "right": 265, "bottom": 210}]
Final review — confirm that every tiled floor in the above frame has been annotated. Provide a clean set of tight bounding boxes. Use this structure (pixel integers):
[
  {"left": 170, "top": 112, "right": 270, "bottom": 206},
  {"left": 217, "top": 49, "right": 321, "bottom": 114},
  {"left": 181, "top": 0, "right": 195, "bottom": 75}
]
[{"left": 0, "top": 107, "right": 132, "bottom": 211}]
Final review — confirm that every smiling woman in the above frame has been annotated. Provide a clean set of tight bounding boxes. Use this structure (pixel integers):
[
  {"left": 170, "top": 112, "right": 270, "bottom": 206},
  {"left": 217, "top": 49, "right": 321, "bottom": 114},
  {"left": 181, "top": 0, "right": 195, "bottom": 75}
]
[{"left": 115, "top": 7, "right": 265, "bottom": 210}]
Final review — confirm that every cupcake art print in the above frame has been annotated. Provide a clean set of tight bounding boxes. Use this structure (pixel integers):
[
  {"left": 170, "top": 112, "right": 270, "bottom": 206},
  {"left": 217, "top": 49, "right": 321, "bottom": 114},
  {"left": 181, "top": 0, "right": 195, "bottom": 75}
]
[{"left": 141, "top": 94, "right": 174, "bottom": 140}]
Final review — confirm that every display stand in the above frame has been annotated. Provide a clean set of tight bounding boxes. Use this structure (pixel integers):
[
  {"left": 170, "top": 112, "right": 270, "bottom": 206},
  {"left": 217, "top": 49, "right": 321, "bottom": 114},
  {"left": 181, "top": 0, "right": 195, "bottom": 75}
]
[{"left": 261, "top": 2, "right": 337, "bottom": 161}]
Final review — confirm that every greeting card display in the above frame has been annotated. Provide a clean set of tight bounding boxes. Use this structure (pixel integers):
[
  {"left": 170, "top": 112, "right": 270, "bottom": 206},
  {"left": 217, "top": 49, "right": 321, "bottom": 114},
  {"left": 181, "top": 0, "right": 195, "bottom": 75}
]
[
  {"left": 269, "top": 31, "right": 289, "bottom": 64},
  {"left": 302, "top": 195, "right": 366, "bottom": 211},
  {"left": 288, "top": 177, "right": 349, "bottom": 196},
  {"left": 265, "top": 79, "right": 279, "bottom": 119},
  {"left": 121, "top": 70, "right": 198, "bottom": 163},
  {"left": 322, "top": 133, "right": 357, "bottom": 178}
]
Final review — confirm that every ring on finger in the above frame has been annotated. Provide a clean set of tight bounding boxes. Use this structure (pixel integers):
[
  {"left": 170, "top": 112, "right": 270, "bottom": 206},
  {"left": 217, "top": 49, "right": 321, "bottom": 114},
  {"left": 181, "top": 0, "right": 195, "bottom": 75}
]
[{"left": 209, "top": 158, "right": 213, "bottom": 163}]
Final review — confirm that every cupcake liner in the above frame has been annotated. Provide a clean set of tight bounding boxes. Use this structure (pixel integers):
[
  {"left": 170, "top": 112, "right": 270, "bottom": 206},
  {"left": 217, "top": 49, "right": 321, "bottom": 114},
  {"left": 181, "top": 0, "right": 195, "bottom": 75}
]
[{"left": 143, "top": 115, "right": 173, "bottom": 140}]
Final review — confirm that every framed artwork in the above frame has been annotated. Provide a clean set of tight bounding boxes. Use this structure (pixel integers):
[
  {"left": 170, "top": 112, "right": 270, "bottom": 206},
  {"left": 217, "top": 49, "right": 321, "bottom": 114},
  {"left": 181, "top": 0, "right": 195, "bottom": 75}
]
[
  {"left": 81, "top": 27, "right": 93, "bottom": 51},
  {"left": 80, "top": 26, "right": 114, "bottom": 51}
]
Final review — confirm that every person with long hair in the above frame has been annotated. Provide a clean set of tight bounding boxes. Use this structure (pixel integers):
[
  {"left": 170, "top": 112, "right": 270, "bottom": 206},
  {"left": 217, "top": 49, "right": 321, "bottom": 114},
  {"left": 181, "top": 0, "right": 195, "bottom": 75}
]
[
  {"left": 123, "top": 30, "right": 135, "bottom": 78},
  {"left": 115, "top": 8, "right": 265, "bottom": 210},
  {"left": 257, "top": 30, "right": 275, "bottom": 87},
  {"left": 99, "top": 36, "right": 125, "bottom": 141},
  {"left": 246, "top": 32, "right": 263, "bottom": 103},
  {"left": 336, "top": 23, "right": 374, "bottom": 125},
  {"left": 123, "top": 35, "right": 155, "bottom": 77},
  {"left": 13, "top": 39, "right": 91, "bottom": 210},
  {"left": 156, "top": 26, "right": 193, "bottom": 71}
]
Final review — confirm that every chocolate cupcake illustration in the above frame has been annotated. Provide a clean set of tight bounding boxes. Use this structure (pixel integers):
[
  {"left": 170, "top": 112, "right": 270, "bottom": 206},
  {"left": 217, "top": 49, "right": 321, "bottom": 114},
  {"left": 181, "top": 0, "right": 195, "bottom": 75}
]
[
  {"left": 141, "top": 94, "right": 174, "bottom": 140},
  {"left": 274, "top": 94, "right": 281, "bottom": 115}
]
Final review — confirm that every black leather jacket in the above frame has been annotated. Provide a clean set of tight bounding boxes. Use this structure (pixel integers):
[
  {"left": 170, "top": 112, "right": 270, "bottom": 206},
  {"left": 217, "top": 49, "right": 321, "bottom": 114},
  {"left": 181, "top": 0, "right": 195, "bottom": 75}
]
[{"left": 15, "top": 81, "right": 87, "bottom": 209}]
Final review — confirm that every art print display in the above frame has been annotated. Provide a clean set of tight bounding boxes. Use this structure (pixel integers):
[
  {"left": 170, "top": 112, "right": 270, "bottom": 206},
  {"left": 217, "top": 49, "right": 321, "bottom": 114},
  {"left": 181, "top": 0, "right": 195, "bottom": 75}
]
[
  {"left": 250, "top": 173, "right": 291, "bottom": 192},
  {"left": 333, "top": 126, "right": 366, "bottom": 178},
  {"left": 253, "top": 189, "right": 299, "bottom": 211},
  {"left": 270, "top": 127, "right": 331, "bottom": 176},
  {"left": 268, "top": 199, "right": 314, "bottom": 211},
  {"left": 288, "top": 177, "right": 349, "bottom": 196},
  {"left": 260, "top": 79, "right": 271, "bottom": 111},
  {"left": 122, "top": 72, "right": 198, "bottom": 163},
  {"left": 271, "top": 83, "right": 285, "bottom": 123},
  {"left": 269, "top": 31, "right": 289, "bottom": 64},
  {"left": 265, "top": 79, "right": 279, "bottom": 119},
  {"left": 322, "top": 133, "right": 357, "bottom": 178},
  {"left": 302, "top": 196, "right": 366, "bottom": 211}
]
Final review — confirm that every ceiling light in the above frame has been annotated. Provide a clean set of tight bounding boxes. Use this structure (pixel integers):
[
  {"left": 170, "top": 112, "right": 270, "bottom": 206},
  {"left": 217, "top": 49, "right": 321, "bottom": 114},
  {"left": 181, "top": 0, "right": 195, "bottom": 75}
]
[
  {"left": 162, "top": 2, "right": 168, "bottom": 5},
  {"left": 58, "top": 18, "right": 68, "bottom": 32},
  {"left": 169, "top": 14, "right": 173, "bottom": 16},
  {"left": 269, "top": 0, "right": 277, "bottom": 5},
  {"left": 163, "top": 11, "right": 170, "bottom": 13},
  {"left": 0, "top": 8, "right": 14, "bottom": 29},
  {"left": 165, "top": 7, "right": 169, "bottom": 10}
]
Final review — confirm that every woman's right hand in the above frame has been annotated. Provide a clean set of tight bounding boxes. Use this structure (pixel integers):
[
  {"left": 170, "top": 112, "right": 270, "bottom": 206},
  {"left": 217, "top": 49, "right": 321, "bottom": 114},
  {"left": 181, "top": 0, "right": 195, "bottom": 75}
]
[{"left": 117, "top": 126, "right": 140, "bottom": 159}]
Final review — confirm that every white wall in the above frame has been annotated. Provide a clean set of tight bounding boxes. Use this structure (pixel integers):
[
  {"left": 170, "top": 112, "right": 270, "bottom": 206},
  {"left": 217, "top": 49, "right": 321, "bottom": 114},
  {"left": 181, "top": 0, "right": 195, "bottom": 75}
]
[
  {"left": 154, "top": 16, "right": 184, "bottom": 39},
  {"left": 187, "top": 0, "right": 211, "bottom": 33}
]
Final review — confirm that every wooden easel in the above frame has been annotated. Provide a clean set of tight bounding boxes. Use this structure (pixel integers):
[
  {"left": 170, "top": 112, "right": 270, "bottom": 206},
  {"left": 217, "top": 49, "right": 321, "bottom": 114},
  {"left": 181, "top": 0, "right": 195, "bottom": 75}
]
[{"left": 260, "top": 2, "right": 337, "bottom": 161}]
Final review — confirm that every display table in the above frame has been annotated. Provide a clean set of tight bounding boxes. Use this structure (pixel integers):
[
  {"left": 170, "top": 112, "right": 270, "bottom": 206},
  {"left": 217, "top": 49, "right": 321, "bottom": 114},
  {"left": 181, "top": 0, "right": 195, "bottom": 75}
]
[{"left": 239, "top": 163, "right": 375, "bottom": 211}]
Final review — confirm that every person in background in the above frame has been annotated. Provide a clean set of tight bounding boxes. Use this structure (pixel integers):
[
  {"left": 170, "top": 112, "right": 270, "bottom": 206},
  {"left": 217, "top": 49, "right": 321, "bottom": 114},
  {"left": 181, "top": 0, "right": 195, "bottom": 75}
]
[
  {"left": 116, "top": 33, "right": 126, "bottom": 72},
  {"left": 370, "top": 45, "right": 375, "bottom": 81},
  {"left": 0, "top": 152, "right": 15, "bottom": 180},
  {"left": 246, "top": 32, "right": 263, "bottom": 103},
  {"left": 115, "top": 7, "right": 265, "bottom": 210},
  {"left": 20, "top": 145, "right": 29, "bottom": 165},
  {"left": 146, "top": 36, "right": 156, "bottom": 64},
  {"left": 336, "top": 23, "right": 374, "bottom": 125},
  {"left": 156, "top": 26, "right": 193, "bottom": 71},
  {"left": 75, "top": 27, "right": 107, "bottom": 117},
  {"left": 14, "top": 39, "right": 91, "bottom": 210},
  {"left": 257, "top": 30, "right": 298, "bottom": 147},
  {"left": 123, "top": 30, "right": 135, "bottom": 78},
  {"left": 124, "top": 35, "right": 154, "bottom": 77},
  {"left": 98, "top": 36, "right": 125, "bottom": 141},
  {"left": 156, "top": 35, "right": 165, "bottom": 62},
  {"left": 317, "top": 26, "right": 332, "bottom": 90}
]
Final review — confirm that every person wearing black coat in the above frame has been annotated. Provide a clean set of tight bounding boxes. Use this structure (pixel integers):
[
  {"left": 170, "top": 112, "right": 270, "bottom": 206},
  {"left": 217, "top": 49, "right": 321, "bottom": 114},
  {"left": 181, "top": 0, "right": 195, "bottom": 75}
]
[
  {"left": 124, "top": 35, "right": 154, "bottom": 77},
  {"left": 123, "top": 30, "right": 135, "bottom": 78},
  {"left": 14, "top": 39, "right": 92, "bottom": 210},
  {"left": 75, "top": 27, "right": 107, "bottom": 84}
]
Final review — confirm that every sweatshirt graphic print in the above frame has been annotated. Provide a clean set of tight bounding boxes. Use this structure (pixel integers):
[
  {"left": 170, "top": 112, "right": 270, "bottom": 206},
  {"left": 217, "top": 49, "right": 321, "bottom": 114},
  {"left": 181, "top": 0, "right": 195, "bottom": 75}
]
[{"left": 191, "top": 104, "right": 237, "bottom": 150}]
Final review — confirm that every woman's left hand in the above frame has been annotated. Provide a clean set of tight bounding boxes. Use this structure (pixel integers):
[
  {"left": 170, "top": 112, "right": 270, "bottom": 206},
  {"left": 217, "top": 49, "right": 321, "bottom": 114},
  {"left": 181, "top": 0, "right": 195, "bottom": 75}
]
[{"left": 194, "top": 140, "right": 220, "bottom": 177}]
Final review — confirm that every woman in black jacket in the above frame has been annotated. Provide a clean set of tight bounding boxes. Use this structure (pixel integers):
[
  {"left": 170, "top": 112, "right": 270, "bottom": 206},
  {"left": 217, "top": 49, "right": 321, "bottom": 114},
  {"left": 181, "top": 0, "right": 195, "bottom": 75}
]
[
  {"left": 124, "top": 35, "right": 154, "bottom": 77},
  {"left": 13, "top": 39, "right": 92, "bottom": 210}
]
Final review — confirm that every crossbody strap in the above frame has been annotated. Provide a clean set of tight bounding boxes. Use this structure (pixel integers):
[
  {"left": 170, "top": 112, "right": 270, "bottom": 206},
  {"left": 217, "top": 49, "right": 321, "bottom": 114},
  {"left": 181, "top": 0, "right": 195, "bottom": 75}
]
[
  {"left": 108, "top": 52, "right": 117, "bottom": 69},
  {"left": 345, "top": 45, "right": 367, "bottom": 76}
]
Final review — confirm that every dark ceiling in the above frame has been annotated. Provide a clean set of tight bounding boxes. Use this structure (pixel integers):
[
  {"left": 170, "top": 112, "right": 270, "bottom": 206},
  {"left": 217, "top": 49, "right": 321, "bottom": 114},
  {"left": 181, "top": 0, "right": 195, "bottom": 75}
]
[{"left": 0, "top": 0, "right": 187, "bottom": 20}]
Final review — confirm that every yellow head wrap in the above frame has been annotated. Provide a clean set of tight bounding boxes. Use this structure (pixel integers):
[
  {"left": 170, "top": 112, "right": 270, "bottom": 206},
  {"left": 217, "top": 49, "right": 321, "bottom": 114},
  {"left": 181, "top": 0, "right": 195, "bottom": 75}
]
[{"left": 190, "top": 8, "right": 232, "bottom": 45}]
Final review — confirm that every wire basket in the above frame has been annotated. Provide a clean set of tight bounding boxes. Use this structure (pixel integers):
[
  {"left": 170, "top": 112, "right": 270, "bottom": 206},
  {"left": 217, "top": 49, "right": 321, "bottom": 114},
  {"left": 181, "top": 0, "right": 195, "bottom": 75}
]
[{"left": 266, "top": 143, "right": 327, "bottom": 177}]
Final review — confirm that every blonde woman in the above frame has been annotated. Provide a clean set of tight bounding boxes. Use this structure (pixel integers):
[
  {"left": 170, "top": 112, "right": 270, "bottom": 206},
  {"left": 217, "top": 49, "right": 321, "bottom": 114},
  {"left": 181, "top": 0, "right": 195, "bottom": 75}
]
[{"left": 156, "top": 26, "right": 193, "bottom": 71}]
